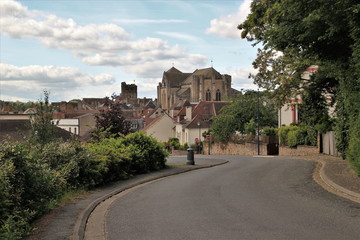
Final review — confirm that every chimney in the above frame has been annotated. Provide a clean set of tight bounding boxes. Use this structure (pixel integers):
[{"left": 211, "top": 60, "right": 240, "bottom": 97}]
[{"left": 186, "top": 106, "right": 192, "bottom": 121}]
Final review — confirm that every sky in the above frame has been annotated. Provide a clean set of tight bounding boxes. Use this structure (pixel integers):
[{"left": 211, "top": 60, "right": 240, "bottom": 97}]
[{"left": 0, "top": 0, "right": 258, "bottom": 103}]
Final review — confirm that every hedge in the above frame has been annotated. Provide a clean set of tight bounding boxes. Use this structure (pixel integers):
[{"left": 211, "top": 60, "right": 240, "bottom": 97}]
[{"left": 0, "top": 132, "right": 168, "bottom": 239}]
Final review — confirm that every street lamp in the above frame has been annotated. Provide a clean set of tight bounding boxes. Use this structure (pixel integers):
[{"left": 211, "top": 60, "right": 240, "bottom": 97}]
[
  {"left": 257, "top": 87, "right": 260, "bottom": 155},
  {"left": 197, "top": 121, "right": 201, "bottom": 154}
]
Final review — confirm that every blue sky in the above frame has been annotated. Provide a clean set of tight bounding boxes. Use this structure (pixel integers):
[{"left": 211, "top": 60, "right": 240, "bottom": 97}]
[{"left": 0, "top": 0, "right": 258, "bottom": 102}]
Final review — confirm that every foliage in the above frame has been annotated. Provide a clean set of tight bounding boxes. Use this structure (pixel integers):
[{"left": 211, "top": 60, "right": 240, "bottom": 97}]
[
  {"left": 278, "top": 126, "right": 298, "bottom": 146},
  {"left": 346, "top": 114, "right": 360, "bottom": 175},
  {"left": 30, "top": 90, "right": 58, "bottom": 145},
  {"left": 168, "top": 138, "right": 180, "bottom": 150},
  {"left": 9, "top": 101, "right": 37, "bottom": 112},
  {"left": 0, "top": 129, "right": 168, "bottom": 238},
  {"left": 278, "top": 124, "right": 317, "bottom": 147},
  {"left": 245, "top": 119, "right": 257, "bottom": 135},
  {"left": 287, "top": 130, "right": 299, "bottom": 148},
  {"left": 0, "top": 141, "right": 60, "bottom": 239},
  {"left": 211, "top": 114, "right": 236, "bottom": 143},
  {"left": 262, "top": 127, "right": 276, "bottom": 136},
  {"left": 211, "top": 90, "right": 277, "bottom": 143},
  {"left": 94, "top": 94, "right": 131, "bottom": 137},
  {"left": 238, "top": 0, "right": 360, "bottom": 167},
  {"left": 85, "top": 137, "right": 132, "bottom": 184},
  {"left": 298, "top": 80, "right": 334, "bottom": 133},
  {"left": 122, "top": 132, "right": 168, "bottom": 174}
]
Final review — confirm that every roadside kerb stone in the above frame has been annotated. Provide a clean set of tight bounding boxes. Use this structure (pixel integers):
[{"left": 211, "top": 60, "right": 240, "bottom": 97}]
[
  {"left": 72, "top": 158, "right": 228, "bottom": 240},
  {"left": 317, "top": 159, "right": 360, "bottom": 203}
]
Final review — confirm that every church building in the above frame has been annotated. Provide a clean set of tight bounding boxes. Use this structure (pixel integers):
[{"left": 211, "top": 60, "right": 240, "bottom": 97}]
[{"left": 157, "top": 67, "right": 235, "bottom": 111}]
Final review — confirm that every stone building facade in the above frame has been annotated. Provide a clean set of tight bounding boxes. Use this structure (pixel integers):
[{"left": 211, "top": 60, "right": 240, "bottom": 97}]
[{"left": 157, "top": 67, "right": 233, "bottom": 111}]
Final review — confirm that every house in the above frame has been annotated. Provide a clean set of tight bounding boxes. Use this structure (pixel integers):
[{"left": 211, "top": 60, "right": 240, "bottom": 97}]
[
  {"left": 174, "top": 101, "right": 230, "bottom": 145},
  {"left": 142, "top": 113, "right": 175, "bottom": 143}
]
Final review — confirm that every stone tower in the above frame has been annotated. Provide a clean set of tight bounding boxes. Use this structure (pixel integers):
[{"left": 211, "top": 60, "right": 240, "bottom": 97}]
[{"left": 121, "top": 82, "right": 137, "bottom": 101}]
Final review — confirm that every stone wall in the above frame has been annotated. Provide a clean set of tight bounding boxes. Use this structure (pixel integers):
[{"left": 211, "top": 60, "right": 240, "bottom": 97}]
[
  {"left": 203, "top": 142, "right": 268, "bottom": 156},
  {"left": 279, "top": 145, "right": 319, "bottom": 156},
  {"left": 171, "top": 150, "right": 188, "bottom": 156}
]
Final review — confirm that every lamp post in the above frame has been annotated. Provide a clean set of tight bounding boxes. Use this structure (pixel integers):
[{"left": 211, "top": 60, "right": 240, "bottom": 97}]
[
  {"left": 197, "top": 121, "right": 201, "bottom": 154},
  {"left": 257, "top": 87, "right": 260, "bottom": 155}
]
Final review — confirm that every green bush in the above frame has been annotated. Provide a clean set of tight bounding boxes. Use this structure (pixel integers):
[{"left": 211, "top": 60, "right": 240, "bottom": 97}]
[
  {"left": 262, "top": 127, "right": 277, "bottom": 136},
  {"left": 122, "top": 132, "right": 168, "bottom": 174},
  {"left": 0, "top": 132, "right": 169, "bottom": 238},
  {"left": 287, "top": 129, "right": 299, "bottom": 147},
  {"left": 346, "top": 115, "right": 360, "bottom": 176},
  {"left": 278, "top": 126, "right": 298, "bottom": 145},
  {"left": 278, "top": 124, "right": 317, "bottom": 147},
  {"left": 245, "top": 119, "right": 257, "bottom": 135},
  {"left": 0, "top": 141, "right": 60, "bottom": 239},
  {"left": 168, "top": 138, "right": 180, "bottom": 150},
  {"left": 85, "top": 137, "right": 131, "bottom": 185}
]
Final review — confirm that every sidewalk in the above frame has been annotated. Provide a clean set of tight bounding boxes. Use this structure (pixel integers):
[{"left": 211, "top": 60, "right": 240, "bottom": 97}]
[{"left": 24, "top": 155, "right": 360, "bottom": 240}]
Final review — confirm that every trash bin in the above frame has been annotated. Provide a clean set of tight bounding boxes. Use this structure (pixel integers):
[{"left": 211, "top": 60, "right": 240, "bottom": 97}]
[{"left": 186, "top": 148, "right": 195, "bottom": 165}]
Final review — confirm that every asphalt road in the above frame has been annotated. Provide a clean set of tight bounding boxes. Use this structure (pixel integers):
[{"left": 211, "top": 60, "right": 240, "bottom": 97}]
[{"left": 106, "top": 156, "right": 360, "bottom": 240}]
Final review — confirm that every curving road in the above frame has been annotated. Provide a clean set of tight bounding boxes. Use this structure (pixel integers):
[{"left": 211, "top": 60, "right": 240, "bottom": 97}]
[{"left": 105, "top": 156, "right": 360, "bottom": 240}]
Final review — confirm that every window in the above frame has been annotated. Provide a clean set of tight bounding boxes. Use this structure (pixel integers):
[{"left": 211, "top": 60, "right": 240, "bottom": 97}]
[
  {"left": 206, "top": 89, "right": 211, "bottom": 101},
  {"left": 216, "top": 89, "right": 221, "bottom": 101}
]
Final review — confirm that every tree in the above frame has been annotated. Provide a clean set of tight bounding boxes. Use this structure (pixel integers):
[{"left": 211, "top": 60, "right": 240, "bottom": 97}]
[
  {"left": 94, "top": 94, "right": 131, "bottom": 138},
  {"left": 30, "top": 90, "right": 57, "bottom": 145},
  {"left": 211, "top": 91, "right": 277, "bottom": 143},
  {"left": 238, "top": 0, "right": 360, "bottom": 160}
]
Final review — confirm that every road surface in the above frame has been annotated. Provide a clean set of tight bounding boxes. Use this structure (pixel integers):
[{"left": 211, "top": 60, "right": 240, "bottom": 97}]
[{"left": 106, "top": 156, "right": 360, "bottom": 240}]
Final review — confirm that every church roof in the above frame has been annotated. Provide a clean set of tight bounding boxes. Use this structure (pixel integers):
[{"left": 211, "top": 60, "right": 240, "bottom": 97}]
[
  {"left": 182, "top": 67, "right": 223, "bottom": 85},
  {"left": 163, "top": 71, "right": 191, "bottom": 88},
  {"left": 166, "top": 67, "right": 183, "bottom": 74},
  {"left": 176, "top": 88, "right": 190, "bottom": 99}
]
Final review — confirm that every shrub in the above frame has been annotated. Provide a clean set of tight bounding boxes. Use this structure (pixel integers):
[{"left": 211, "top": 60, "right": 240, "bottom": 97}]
[
  {"left": 262, "top": 127, "right": 277, "bottom": 136},
  {"left": 168, "top": 138, "right": 180, "bottom": 150},
  {"left": 346, "top": 115, "right": 360, "bottom": 176},
  {"left": 122, "top": 132, "right": 168, "bottom": 174},
  {"left": 287, "top": 129, "right": 299, "bottom": 147},
  {"left": 0, "top": 141, "right": 60, "bottom": 239},
  {"left": 245, "top": 119, "right": 257, "bottom": 135},
  {"left": 85, "top": 137, "right": 131, "bottom": 185},
  {"left": 278, "top": 124, "right": 317, "bottom": 147},
  {"left": 278, "top": 126, "right": 298, "bottom": 145}
]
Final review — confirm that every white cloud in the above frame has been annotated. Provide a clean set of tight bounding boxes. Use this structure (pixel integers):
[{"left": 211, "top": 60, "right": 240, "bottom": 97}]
[
  {"left": 113, "top": 18, "right": 188, "bottom": 24},
  {"left": 0, "top": 0, "right": 207, "bottom": 79},
  {"left": 156, "top": 32, "right": 200, "bottom": 42},
  {"left": 0, "top": 63, "right": 115, "bottom": 85},
  {"left": 226, "top": 66, "right": 258, "bottom": 90},
  {"left": 205, "top": 0, "right": 251, "bottom": 39},
  {"left": 0, "top": 63, "right": 116, "bottom": 101}
]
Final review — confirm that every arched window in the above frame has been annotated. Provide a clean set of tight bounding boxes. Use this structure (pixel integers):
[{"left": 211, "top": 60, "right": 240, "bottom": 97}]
[
  {"left": 206, "top": 89, "right": 211, "bottom": 101},
  {"left": 216, "top": 89, "right": 221, "bottom": 101}
]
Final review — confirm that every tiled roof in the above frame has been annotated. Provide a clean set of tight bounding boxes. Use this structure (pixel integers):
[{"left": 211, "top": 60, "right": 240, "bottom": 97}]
[
  {"left": 0, "top": 119, "right": 72, "bottom": 142},
  {"left": 166, "top": 67, "right": 183, "bottom": 74},
  {"left": 163, "top": 72, "right": 191, "bottom": 88},
  {"left": 169, "top": 99, "right": 191, "bottom": 110},
  {"left": 181, "top": 101, "right": 230, "bottom": 129}
]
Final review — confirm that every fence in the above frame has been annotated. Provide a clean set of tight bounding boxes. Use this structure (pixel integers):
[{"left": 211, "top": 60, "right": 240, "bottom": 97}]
[{"left": 321, "top": 131, "right": 338, "bottom": 156}]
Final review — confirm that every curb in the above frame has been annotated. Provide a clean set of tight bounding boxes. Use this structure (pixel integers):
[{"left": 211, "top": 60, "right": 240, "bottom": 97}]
[
  {"left": 317, "top": 159, "right": 360, "bottom": 203},
  {"left": 72, "top": 160, "right": 228, "bottom": 240}
]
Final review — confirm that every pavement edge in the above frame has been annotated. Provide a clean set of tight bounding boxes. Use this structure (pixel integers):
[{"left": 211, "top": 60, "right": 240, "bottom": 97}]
[{"left": 314, "top": 159, "right": 360, "bottom": 204}]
